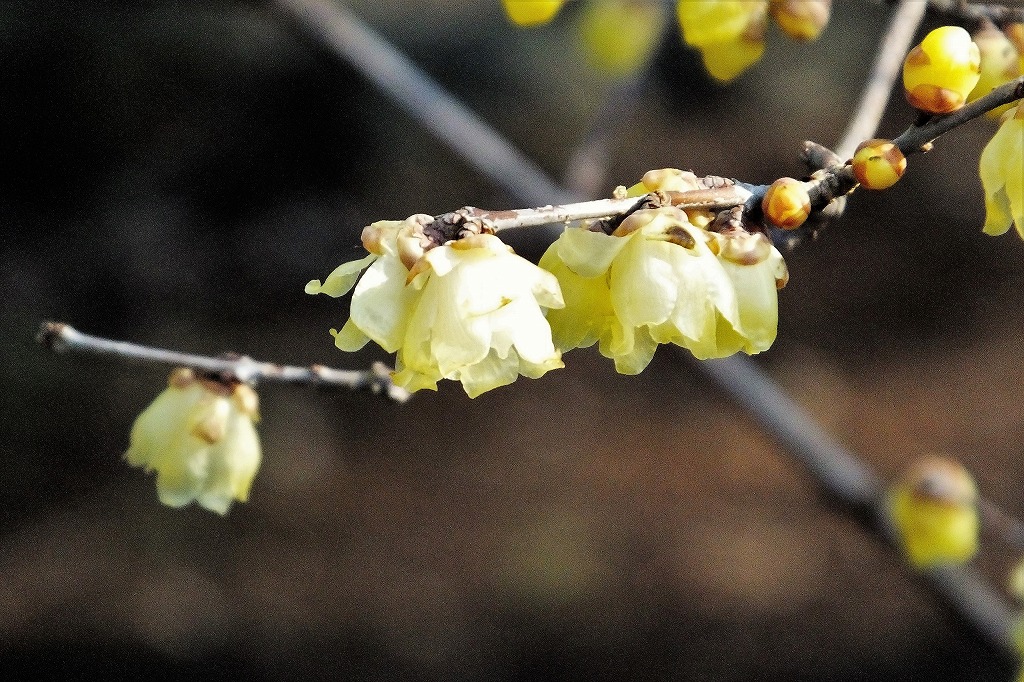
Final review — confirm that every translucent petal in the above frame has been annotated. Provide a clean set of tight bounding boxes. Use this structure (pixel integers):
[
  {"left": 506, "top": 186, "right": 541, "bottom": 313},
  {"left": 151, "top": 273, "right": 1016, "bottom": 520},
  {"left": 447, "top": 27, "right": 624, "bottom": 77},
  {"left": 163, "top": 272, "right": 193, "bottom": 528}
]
[
  {"left": 609, "top": 237, "right": 678, "bottom": 328},
  {"left": 455, "top": 349, "right": 522, "bottom": 398},
  {"left": 349, "top": 254, "right": 420, "bottom": 352},
  {"left": 539, "top": 248, "right": 612, "bottom": 351},
  {"left": 304, "top": 253, "right": 377, "bottom": 297},
  {"left": 556, "top": 227, "right": 630, "bottom": 278},
  {"left": 610, "top": 328, "right": 658, "bottom": 375},
  {"left": 332, "top": 320, "right": 370, "bottom": 352}
]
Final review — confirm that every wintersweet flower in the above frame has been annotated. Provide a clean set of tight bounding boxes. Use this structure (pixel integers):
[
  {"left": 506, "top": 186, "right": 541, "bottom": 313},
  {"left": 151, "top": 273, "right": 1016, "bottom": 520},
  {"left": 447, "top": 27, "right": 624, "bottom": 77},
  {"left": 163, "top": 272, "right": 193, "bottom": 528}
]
[
  {"left": 677, "top": 0, "right": 767, "bottom": 82},
  {"left": 125, "top": 368, "right": 261, "bottom": 515},
  {"left": 539, "top": 205, "right": 787, "bottom": 374},
  {"left": 979, "top": 103, "right": 1024, "bottom": 239},
  {"left": 306, "top": 216, "right": 565, "bottom": 398}
]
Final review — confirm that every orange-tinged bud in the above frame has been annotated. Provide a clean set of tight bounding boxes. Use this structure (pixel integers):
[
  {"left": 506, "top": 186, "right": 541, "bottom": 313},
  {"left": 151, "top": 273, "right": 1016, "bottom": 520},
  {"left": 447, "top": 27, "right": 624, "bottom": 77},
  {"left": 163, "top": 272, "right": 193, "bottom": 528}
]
[
  {"left": 769, "top": 0, "right": 830, "bottom": 42},
  {"left": 502, "top": 0, "right": 564, "bottom": 27},
  {"left": 903, "top": 26, "right": 982, "bottom": 114},
  {"left": 852, "top": 139, "right": 907, "bottom": 190},
  {"left": 761, "top": 177, "right": 811, "bottom": 229}
]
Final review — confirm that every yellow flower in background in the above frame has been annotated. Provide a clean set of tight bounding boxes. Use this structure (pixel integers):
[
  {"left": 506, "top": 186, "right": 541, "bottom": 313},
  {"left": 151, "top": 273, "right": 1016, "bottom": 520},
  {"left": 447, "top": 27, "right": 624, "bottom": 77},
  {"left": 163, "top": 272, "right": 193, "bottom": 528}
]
[
  {"left": 677, "top": 0, "right": 767, "bottom": 82},
  {"left": 502, "top": 0, "right": 564, "bottom": 27},
  {"left": 968, "top": 22, "right": 1022, "bottom": 119},
  {"left": 307, "top": 216, "right": 564, "bottom": 398},
  {"left": 979, "top": 103, "right": 1024, "bottom": 239},
  {"left": 768, "top": 0, "right": 830, "bottom": 42},
  {"left": 886, "top": 456, "right": 979, "bottom": 569},
  {"left": 540, "top": 204, "right": 787, "bottom": 374},
  {"left": 125, "top": 368, "right": 261, "bottom": 515},
  {"left": 578, "top": 0, "right": 667, "bottom": 77}
]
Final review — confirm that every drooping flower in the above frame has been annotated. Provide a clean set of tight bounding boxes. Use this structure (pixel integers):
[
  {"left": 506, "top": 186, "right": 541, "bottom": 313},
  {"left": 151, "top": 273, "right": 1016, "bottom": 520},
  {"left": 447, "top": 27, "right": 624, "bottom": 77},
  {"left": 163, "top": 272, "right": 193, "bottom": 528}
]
[
  {"left": 125, "top": 368, "right": 261, "bottom": 515},
  {"left": 539, "top": 204, "right": 788, "bottom": 374},
  {"left": 677, "top": 0, "right": 768, "bottom": 82},
  {"left": 979, "top": 102, "right": 1024, "bottom": 238},
  {"left": 577, "top": 0, "right": 667, "bottom": 77},
  {"left": 968, "top": 22, "right": 1022, "bottom": 119},
  {"left": 886, "top": 456, "right": 979, "bottom": 569},
  {"left": 306, "top": 216, "right": 565, "bottom": 398}
]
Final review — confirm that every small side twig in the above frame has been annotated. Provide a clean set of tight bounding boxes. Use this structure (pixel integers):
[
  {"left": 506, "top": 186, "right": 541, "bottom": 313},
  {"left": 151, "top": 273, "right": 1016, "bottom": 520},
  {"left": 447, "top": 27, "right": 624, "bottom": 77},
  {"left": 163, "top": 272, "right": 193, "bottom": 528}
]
[
  {"left": 892, "top": 76, "right": 1024, "bottom": 155},
  {"left": 37, "top": 321, "right": 411, "bottom": 403}
]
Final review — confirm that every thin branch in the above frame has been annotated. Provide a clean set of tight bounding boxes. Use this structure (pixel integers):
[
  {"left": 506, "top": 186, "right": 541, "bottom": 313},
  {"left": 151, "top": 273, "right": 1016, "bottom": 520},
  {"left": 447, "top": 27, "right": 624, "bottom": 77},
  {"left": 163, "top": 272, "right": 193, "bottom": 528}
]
[
  {"left": 893, "top": 76, "right": 1024, "bottom": 154},
  {"left": 270, "top": 0, "right": 573, "bottom": 208},
  {"left": 37, "top": 321, "right": 411, "bottom": 403},
  {"left": 835, "top": 0, "right": 930, "bottom": 159},
  {"left": 927, "top": 0, "right": 1024, "bottom": 27},
  {"left": 272, "top": 0, "right": 1019, "bottom": 655},
  {"left": 694, "top": 352, "right": 1018, "bottom": 652}
]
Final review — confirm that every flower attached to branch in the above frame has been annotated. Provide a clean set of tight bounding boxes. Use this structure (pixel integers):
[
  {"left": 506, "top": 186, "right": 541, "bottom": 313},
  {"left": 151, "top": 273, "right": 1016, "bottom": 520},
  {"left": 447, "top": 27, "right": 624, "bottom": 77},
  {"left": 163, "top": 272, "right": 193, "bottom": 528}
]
[
  {"left": 677, "top": 0, "right": 768, "bottom": 82},
  {"left": 886, "top": 456, "right": 979, "bottom": 569},
  {"left": 125, "top": 368, "right": 261, "bottom": 515},
  {"left": 306, "top": 216, "right": 565, "bottom": 398},
  {"left": 969, "top": 21, "right": 1022, "bottom": 119},
  {"left": 903, "top": 26, "right": 982, "bottom": 115},
  {"left": 540, "top": 202, "right": 788, "bottom": 375},
  {"left": 979, "top": 102, "right": 1024, "bottom": 239}
]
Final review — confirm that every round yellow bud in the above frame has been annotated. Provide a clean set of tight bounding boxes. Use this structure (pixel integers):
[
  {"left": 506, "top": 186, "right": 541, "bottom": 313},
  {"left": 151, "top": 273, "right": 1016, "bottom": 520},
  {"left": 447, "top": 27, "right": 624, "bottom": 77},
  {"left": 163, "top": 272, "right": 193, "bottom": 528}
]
[
  {"left": 903, "top": 26, "right": 982, "bottom": 114},
  {"left": 502, "top": 0, "right": 564, "bottom": 27},
  {"left": 852, "top": 139, "right": 907, "bottom": 190},
  {"left": 761, "top": 177, "right": 811, "bottom": 229},
  {"left": 769, "top": 0, "right": 830, "bottom": 42}
]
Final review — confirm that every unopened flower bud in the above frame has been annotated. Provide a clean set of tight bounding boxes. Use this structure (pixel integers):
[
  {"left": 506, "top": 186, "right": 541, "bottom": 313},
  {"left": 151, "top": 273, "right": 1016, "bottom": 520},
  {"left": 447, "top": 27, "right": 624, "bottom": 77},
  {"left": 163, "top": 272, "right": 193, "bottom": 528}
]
[
  {"left": 903, "top": 26, "right": 982, "bottom": 114},
  {"left": 761, "top": 177, "right": 811, "bottom": 229},
  {"left": 852, "top": 139, "right": 907, "bottom": 190},
  {"left": 769, "top": 0, "right": 830, "bottom": 42},
  {"left": 502, "top": 0, "right": 563, "bottom": 27}
]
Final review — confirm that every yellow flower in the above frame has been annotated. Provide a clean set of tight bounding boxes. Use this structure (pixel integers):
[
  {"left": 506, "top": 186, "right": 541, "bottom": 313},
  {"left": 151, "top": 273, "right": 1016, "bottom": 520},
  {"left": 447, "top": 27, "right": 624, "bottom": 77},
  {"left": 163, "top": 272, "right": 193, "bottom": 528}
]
[
  {"left": 979, "top": 103, "right": 1024, "bottom": 238},
  {"left": 125, "top": 368, "right": 261, "bottom": 515},
  {"left": 502, "top": 0, "right": 564, "bottom": 27},
  {"left": 903, "top": 26, "right": 982, "bottom": 115},
  {"left": 578, "top": 0, "right": 666, "bottom": 77},
  {"left": 540, "top": 205, "right": 787, "bottom": 374},
  {"left": 677, "top": 0, "right": 767, "bottom": 82},
  {"left": 886, "top": 456, "right": 979, "bottom": 569},
  {"left": 306, "top": 216, "right": 565, "bottom": 398},
  {"left": 968, "top": 22, "right": 1022, "bottom": 119}
]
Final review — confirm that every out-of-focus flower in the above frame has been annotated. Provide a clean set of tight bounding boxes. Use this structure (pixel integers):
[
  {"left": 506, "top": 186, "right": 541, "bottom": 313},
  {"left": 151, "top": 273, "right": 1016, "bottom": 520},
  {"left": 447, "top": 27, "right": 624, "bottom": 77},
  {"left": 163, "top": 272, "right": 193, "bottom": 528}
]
[
  {"left": 502, "top": 0, "right": 564, "bottom": 27},
  {"left": 540, "top": 203, "right": 787, "bottom": 374},
  {"left": 979, "top": 102, "right": 1024, "bottom": 238},
  {"left": 677, "top": 0, "right": 768, "bottom": 82},
  {"left": 768, "top": 0, "right": 830, "bottom": 42},
  {"left": 125, "top": 368, "right": 261, "bottom": 515},
  {"left": 886, "top": 456, "right": 979, "bottom": 569},
  {"left": 578, "top": 0, "right": 667, "bottom": 76},
  {"left": 306, "top": 216, "right": 564, "bottom": 398},
  {"left": 969, "top": 22, "right": 1022, "bottom": 119},
  {"left": 903, "top": 26, "right": 982, "bottom": 114}
]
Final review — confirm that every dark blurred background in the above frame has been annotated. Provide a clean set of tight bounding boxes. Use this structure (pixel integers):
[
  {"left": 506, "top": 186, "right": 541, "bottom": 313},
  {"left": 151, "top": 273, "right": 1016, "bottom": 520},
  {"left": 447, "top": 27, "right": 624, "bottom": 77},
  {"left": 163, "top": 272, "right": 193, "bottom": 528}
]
[{"left": 3, "top": 1, "right": 1024, "bottom": 679}]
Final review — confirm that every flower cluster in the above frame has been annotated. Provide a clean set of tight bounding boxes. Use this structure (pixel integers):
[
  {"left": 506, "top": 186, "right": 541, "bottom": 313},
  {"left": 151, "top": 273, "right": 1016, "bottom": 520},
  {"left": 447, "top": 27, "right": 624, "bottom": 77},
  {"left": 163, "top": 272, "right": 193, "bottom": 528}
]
[
  {"left": 308, "top": 170, "right": 789, "bottom": 396},
  {"left": 501, "top": 0, "right": 829, "bottom": 82},
  {"left": 540, "top": 206, "right": 788, "bottom": 374},
  {"left": 677, "top": 0, "right": 830, "bottom": 82},
  {"left": 125, "top": 368, "right": 261, "bottom": 515},
  {"left": 306, "top": 216, "right": 565, "bottom": 398},
  {"left": 980, "top": 102, "right": 1024, "bottom": 239}
]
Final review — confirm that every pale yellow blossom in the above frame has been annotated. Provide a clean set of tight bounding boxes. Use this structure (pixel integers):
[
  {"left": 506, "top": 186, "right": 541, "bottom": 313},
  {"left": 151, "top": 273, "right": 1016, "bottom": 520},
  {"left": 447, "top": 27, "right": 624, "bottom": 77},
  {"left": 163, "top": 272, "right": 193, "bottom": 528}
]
[{"left": 125, "top": 368, "right": 261, "bottom": 515}]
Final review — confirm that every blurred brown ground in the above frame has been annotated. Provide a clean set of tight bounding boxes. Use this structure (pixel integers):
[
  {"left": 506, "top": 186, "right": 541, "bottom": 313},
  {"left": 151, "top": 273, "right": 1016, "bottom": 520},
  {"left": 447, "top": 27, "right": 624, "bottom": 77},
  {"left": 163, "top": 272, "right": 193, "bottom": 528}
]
[{"left": 2, "top": 1, "right": 1024, "bottom": 679}]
